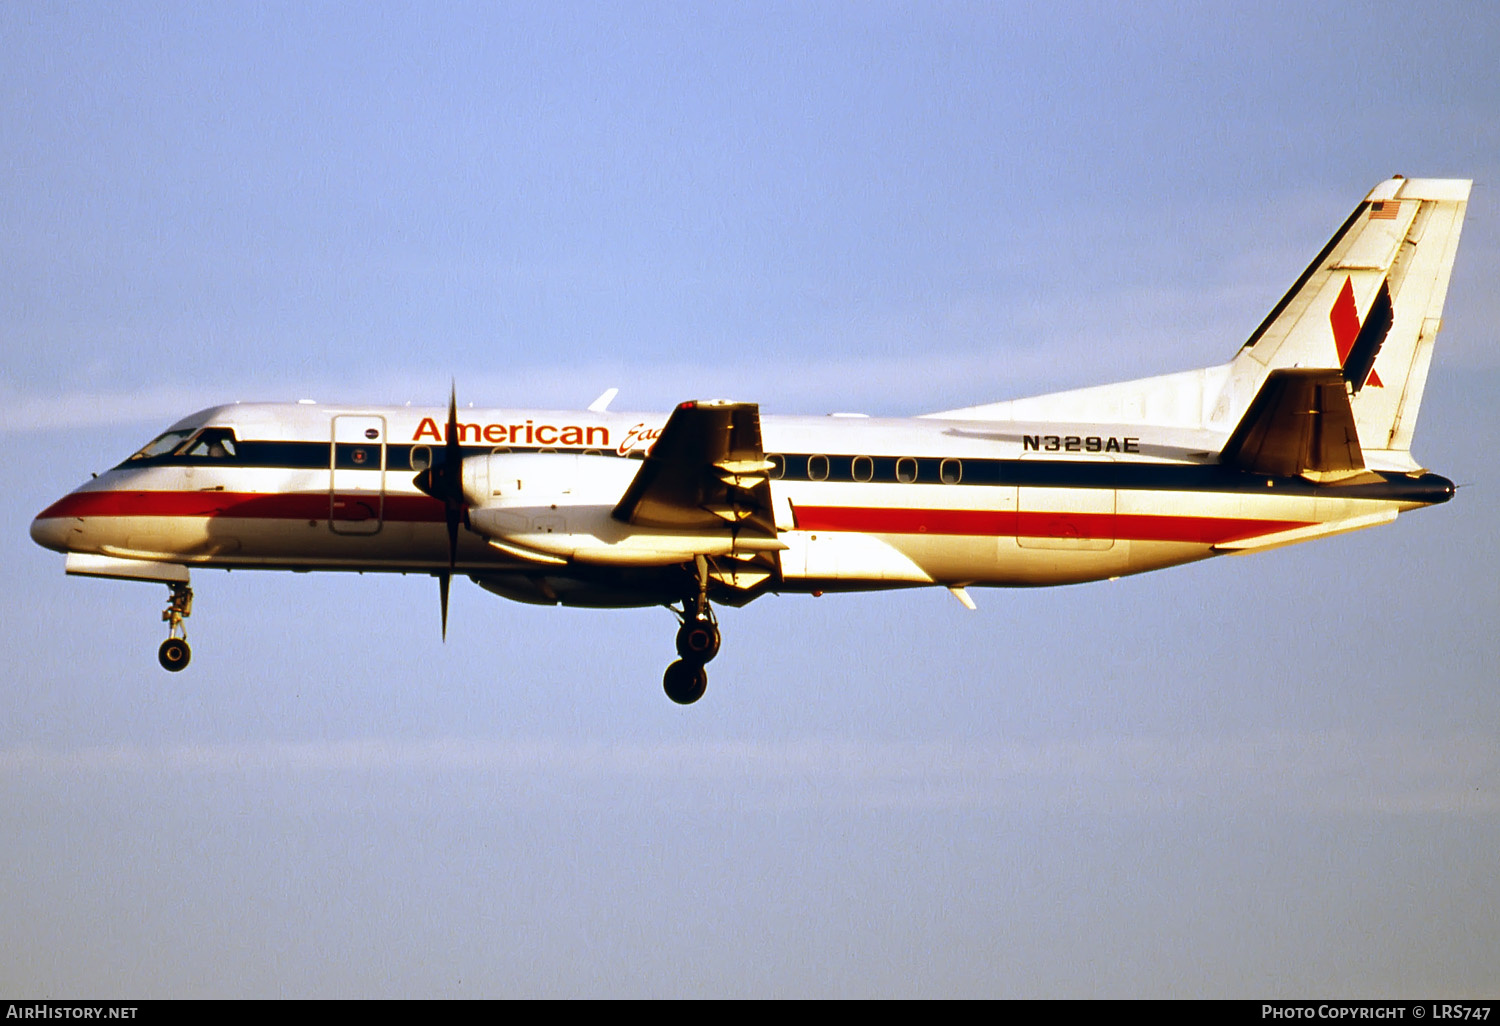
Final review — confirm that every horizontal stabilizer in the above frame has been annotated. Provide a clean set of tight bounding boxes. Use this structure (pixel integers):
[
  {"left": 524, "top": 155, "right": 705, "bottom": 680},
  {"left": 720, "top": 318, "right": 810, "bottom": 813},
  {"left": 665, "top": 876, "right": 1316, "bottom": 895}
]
[
  {"left": 1214, "top": 509, "right": 1398, "bottom": 554},
  {"left": 1219, "top": 369, "right": 1364, "bottom": 478}
]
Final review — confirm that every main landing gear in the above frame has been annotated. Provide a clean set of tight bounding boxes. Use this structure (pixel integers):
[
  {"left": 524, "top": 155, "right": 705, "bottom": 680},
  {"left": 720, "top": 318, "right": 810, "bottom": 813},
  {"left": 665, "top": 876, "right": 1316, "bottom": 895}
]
[
  {"left": 664, "top": 609, "right": 719, "bottom": 705},
  {"left": 663, "top": 556, "right": 721, "bottom": 705},
  {"left": 157, "top": 582, "right": 193, "bottom": 672}
]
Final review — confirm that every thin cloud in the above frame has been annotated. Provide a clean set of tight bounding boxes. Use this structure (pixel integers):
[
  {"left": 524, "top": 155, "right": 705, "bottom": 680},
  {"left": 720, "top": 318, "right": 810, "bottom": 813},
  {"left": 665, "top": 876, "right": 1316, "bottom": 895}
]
[
  {"left": 5, "top": 244, "right": 1493, "bottom": 436},
  {"left": 0, "top": 382, "right": 229, "bottom": 434},
  {"left": 0, "top": 295, "right": 1291, "bottom": 434},
  {"left": 0, "top": 350, "right": 1088, "bottom": 434},
  {"left": 3, "top": 732, "right": 1494, "bottom": 816}
]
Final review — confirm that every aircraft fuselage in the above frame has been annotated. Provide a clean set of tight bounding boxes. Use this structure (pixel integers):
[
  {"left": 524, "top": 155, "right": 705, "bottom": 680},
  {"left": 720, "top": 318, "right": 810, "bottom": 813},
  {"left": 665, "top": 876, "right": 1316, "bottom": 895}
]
[{"left": 31, "top": 400, "right": 1451, "bottom": 599}]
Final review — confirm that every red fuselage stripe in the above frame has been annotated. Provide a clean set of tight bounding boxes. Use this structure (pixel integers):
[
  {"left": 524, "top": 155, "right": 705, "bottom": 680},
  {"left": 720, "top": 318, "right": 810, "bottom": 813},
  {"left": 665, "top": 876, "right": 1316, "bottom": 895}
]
[
  {"left": 37, "top": 492, "right": 1313, "bottom": 544},
  {"left": 793, "top": 505, "right": 1312, "bottom": 545},
  {"left": 34, "top": 491, "right": 447, "bottom": 523}
]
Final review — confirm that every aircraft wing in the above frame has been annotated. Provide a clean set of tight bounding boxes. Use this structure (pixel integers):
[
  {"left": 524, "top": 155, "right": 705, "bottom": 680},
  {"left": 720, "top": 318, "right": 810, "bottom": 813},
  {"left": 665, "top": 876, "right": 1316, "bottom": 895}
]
[{"left": 611, "top": 400, "right": 778, "bottom": 539}]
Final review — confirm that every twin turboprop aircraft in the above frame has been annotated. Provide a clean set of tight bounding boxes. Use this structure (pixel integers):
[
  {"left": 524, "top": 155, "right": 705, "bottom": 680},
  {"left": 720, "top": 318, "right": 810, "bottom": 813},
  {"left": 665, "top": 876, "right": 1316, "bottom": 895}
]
[{"left": 31, "top": 177, "right": 1470, "bottom": 704}]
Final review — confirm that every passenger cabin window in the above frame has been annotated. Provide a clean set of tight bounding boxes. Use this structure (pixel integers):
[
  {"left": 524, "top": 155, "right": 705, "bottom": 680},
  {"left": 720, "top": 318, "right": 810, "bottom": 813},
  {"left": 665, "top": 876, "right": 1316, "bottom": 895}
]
[
  {"left": 767, "top": 454, "right": 785, "bottom": 479},
  {"left": 896, "top": 457, "right": 918, "bottom": 483},
  {"left": 410, "top": 445, "right": 432, "bottom": 471},
  {"left": 940, "top": 458, "right": 962, "bottom": 484},
  {"left": 852, "top": 456, "right": 874, "bottom": 482},
  {"left": 808, "top": 454, "right": 830, "bottom": 481}
]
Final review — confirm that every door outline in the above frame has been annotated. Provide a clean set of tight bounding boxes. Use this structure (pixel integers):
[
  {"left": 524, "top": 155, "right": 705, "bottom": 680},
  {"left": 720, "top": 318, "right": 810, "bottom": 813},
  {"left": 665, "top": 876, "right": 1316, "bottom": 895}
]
[{"left": 330, "top": 415, "right": 387, "bottom": 535}]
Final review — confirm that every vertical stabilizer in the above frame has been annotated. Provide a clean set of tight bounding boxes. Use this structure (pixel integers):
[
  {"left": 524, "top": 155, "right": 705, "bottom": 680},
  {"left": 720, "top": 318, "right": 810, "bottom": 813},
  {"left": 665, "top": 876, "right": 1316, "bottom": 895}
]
[{"left": 1216, "top": 177, "right": 1470, "bottom": 467}]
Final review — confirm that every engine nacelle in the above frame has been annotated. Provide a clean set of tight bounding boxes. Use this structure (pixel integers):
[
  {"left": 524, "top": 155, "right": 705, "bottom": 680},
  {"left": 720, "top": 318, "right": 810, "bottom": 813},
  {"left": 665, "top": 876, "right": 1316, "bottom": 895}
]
[{"left": 460, "top": 452, "right": 782, "bottom": 567}]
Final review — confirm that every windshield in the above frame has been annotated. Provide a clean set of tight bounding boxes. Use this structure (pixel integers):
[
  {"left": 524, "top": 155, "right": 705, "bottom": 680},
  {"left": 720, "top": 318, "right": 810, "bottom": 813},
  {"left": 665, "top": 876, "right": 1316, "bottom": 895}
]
[
  {"left": 125, "top": 427, "right": 239, "bottom": 462},
  {"left": 128, "top": 429, "right": 196, "bottom": 461},
  {"left": 180, "top": 428, "right": 237, "bottom": 458}
]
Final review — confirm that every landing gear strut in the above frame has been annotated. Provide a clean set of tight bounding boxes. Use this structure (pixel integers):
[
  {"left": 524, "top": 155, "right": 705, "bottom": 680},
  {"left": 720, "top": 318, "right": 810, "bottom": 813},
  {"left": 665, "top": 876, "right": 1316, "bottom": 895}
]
[
  {"left": 663, "top": 555, "right": 721, "bottom": 705},
  {"left": 158, "top": 582, "right": 193, "bottom": 672}
]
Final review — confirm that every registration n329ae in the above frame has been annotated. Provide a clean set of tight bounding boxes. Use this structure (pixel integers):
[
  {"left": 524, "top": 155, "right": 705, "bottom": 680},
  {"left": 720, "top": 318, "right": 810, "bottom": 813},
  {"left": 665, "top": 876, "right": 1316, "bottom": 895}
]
[{"left": 32, "top": 177, "right": 1469, "bottom": 704}]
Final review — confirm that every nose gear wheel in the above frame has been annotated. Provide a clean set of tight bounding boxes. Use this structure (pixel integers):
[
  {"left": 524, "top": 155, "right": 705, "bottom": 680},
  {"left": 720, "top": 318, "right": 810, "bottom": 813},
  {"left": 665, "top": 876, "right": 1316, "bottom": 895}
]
[
  {"left": 158, "top": 582, "right": 193, "bottom": 673},
  {"left": 158, "top": 637, "right": 191, "bottom": 672}
]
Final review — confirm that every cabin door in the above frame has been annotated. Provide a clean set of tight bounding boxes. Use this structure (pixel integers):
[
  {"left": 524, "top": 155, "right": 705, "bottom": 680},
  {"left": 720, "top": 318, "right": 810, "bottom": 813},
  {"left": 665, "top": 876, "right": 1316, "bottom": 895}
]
[{"left": 330, "top": 415, "right": 386, "bottom": 535}]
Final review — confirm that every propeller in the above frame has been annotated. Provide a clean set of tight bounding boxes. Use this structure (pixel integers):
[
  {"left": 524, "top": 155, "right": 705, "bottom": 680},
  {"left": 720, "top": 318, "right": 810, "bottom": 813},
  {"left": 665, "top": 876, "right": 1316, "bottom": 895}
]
[{"left": 413, "top": 383, "right": 469, "bottom": 639}]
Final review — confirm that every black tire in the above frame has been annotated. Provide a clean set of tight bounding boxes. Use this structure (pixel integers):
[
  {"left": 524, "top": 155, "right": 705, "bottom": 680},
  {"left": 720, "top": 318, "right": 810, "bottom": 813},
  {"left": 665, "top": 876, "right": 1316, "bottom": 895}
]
[
  {"left": 158, "top": 638, "right": 191, "bottom": 672},
  {"left": 675, "top": 619, "right": 721, "bottom": 663},
  {"left": 663, "top": 660, "right": 708, "bottom": 705}
]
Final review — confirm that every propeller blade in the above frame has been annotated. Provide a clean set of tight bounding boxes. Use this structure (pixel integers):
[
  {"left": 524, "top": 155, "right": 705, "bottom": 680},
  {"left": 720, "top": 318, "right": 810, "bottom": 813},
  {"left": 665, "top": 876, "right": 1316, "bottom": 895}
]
[
  {"left": 446, "top": 504, "right": 460, "bottom": 569},
  {"left": 415, "top": 380, "right": 469, "bottom": 641},
  {"left": 445, "top": 381, "right": 462, "bottom": 469},
  {"left": 444, "top": 382, "right": 463, "bottom": 568}
]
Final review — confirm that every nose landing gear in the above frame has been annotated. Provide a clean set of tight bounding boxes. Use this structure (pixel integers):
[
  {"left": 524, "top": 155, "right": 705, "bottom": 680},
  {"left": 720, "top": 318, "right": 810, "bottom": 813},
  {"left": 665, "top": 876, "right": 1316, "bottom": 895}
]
[
  {"left": 158, "top": 582, "right": 193, "bottom": 672},
  {"left": 663, "top": 556, "right": 722, "bottom": 705}
]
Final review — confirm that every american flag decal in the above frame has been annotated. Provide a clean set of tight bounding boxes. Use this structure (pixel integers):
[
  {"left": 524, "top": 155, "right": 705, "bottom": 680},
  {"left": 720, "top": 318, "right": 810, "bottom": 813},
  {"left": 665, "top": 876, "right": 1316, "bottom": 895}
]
[{"left": 1369, "top": 200, "right": 1401, "bottom": 220}]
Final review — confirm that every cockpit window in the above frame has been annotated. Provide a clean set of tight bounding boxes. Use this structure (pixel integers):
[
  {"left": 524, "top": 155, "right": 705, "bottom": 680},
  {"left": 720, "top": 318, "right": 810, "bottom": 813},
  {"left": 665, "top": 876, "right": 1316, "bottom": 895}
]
[
  {"left": 128, "top": 429, "right": 196, "bottom": 461},
  {"left": 126, "top": 427, "right": 239, "bottom": 462},
  {"left": 181, "top": 428, "right": 238, "bottom": 458}
]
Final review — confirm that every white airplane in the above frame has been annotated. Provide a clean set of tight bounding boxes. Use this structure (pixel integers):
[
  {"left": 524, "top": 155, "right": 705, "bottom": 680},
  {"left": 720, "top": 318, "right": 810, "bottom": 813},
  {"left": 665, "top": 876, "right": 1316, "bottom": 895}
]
[{"left": 31, "top": 176, "right": 1470, "bottom": 704}]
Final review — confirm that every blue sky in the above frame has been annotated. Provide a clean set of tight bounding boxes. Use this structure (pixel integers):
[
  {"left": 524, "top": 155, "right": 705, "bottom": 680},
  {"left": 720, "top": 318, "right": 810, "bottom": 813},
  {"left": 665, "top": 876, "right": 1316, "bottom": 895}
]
[{"left": 3, "top": 1, "right": 1498, "bottom": 997}]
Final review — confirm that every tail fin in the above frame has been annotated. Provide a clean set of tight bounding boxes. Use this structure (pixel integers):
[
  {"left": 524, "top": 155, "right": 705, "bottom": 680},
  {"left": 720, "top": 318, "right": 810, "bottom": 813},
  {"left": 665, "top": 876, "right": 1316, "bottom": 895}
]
[{"left": 1220, "top": 177, "right": 1470, "bottom": 468}]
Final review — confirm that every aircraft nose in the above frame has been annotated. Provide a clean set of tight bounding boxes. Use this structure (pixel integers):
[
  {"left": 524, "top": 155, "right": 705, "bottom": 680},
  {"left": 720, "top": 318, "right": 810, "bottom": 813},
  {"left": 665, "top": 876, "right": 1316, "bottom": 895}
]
[
  {"left": 30, "top": 494, "right": 78, "bottom": 553},
  {"left": 30, "top": 512, "right": 70, "bottom": 553}
]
